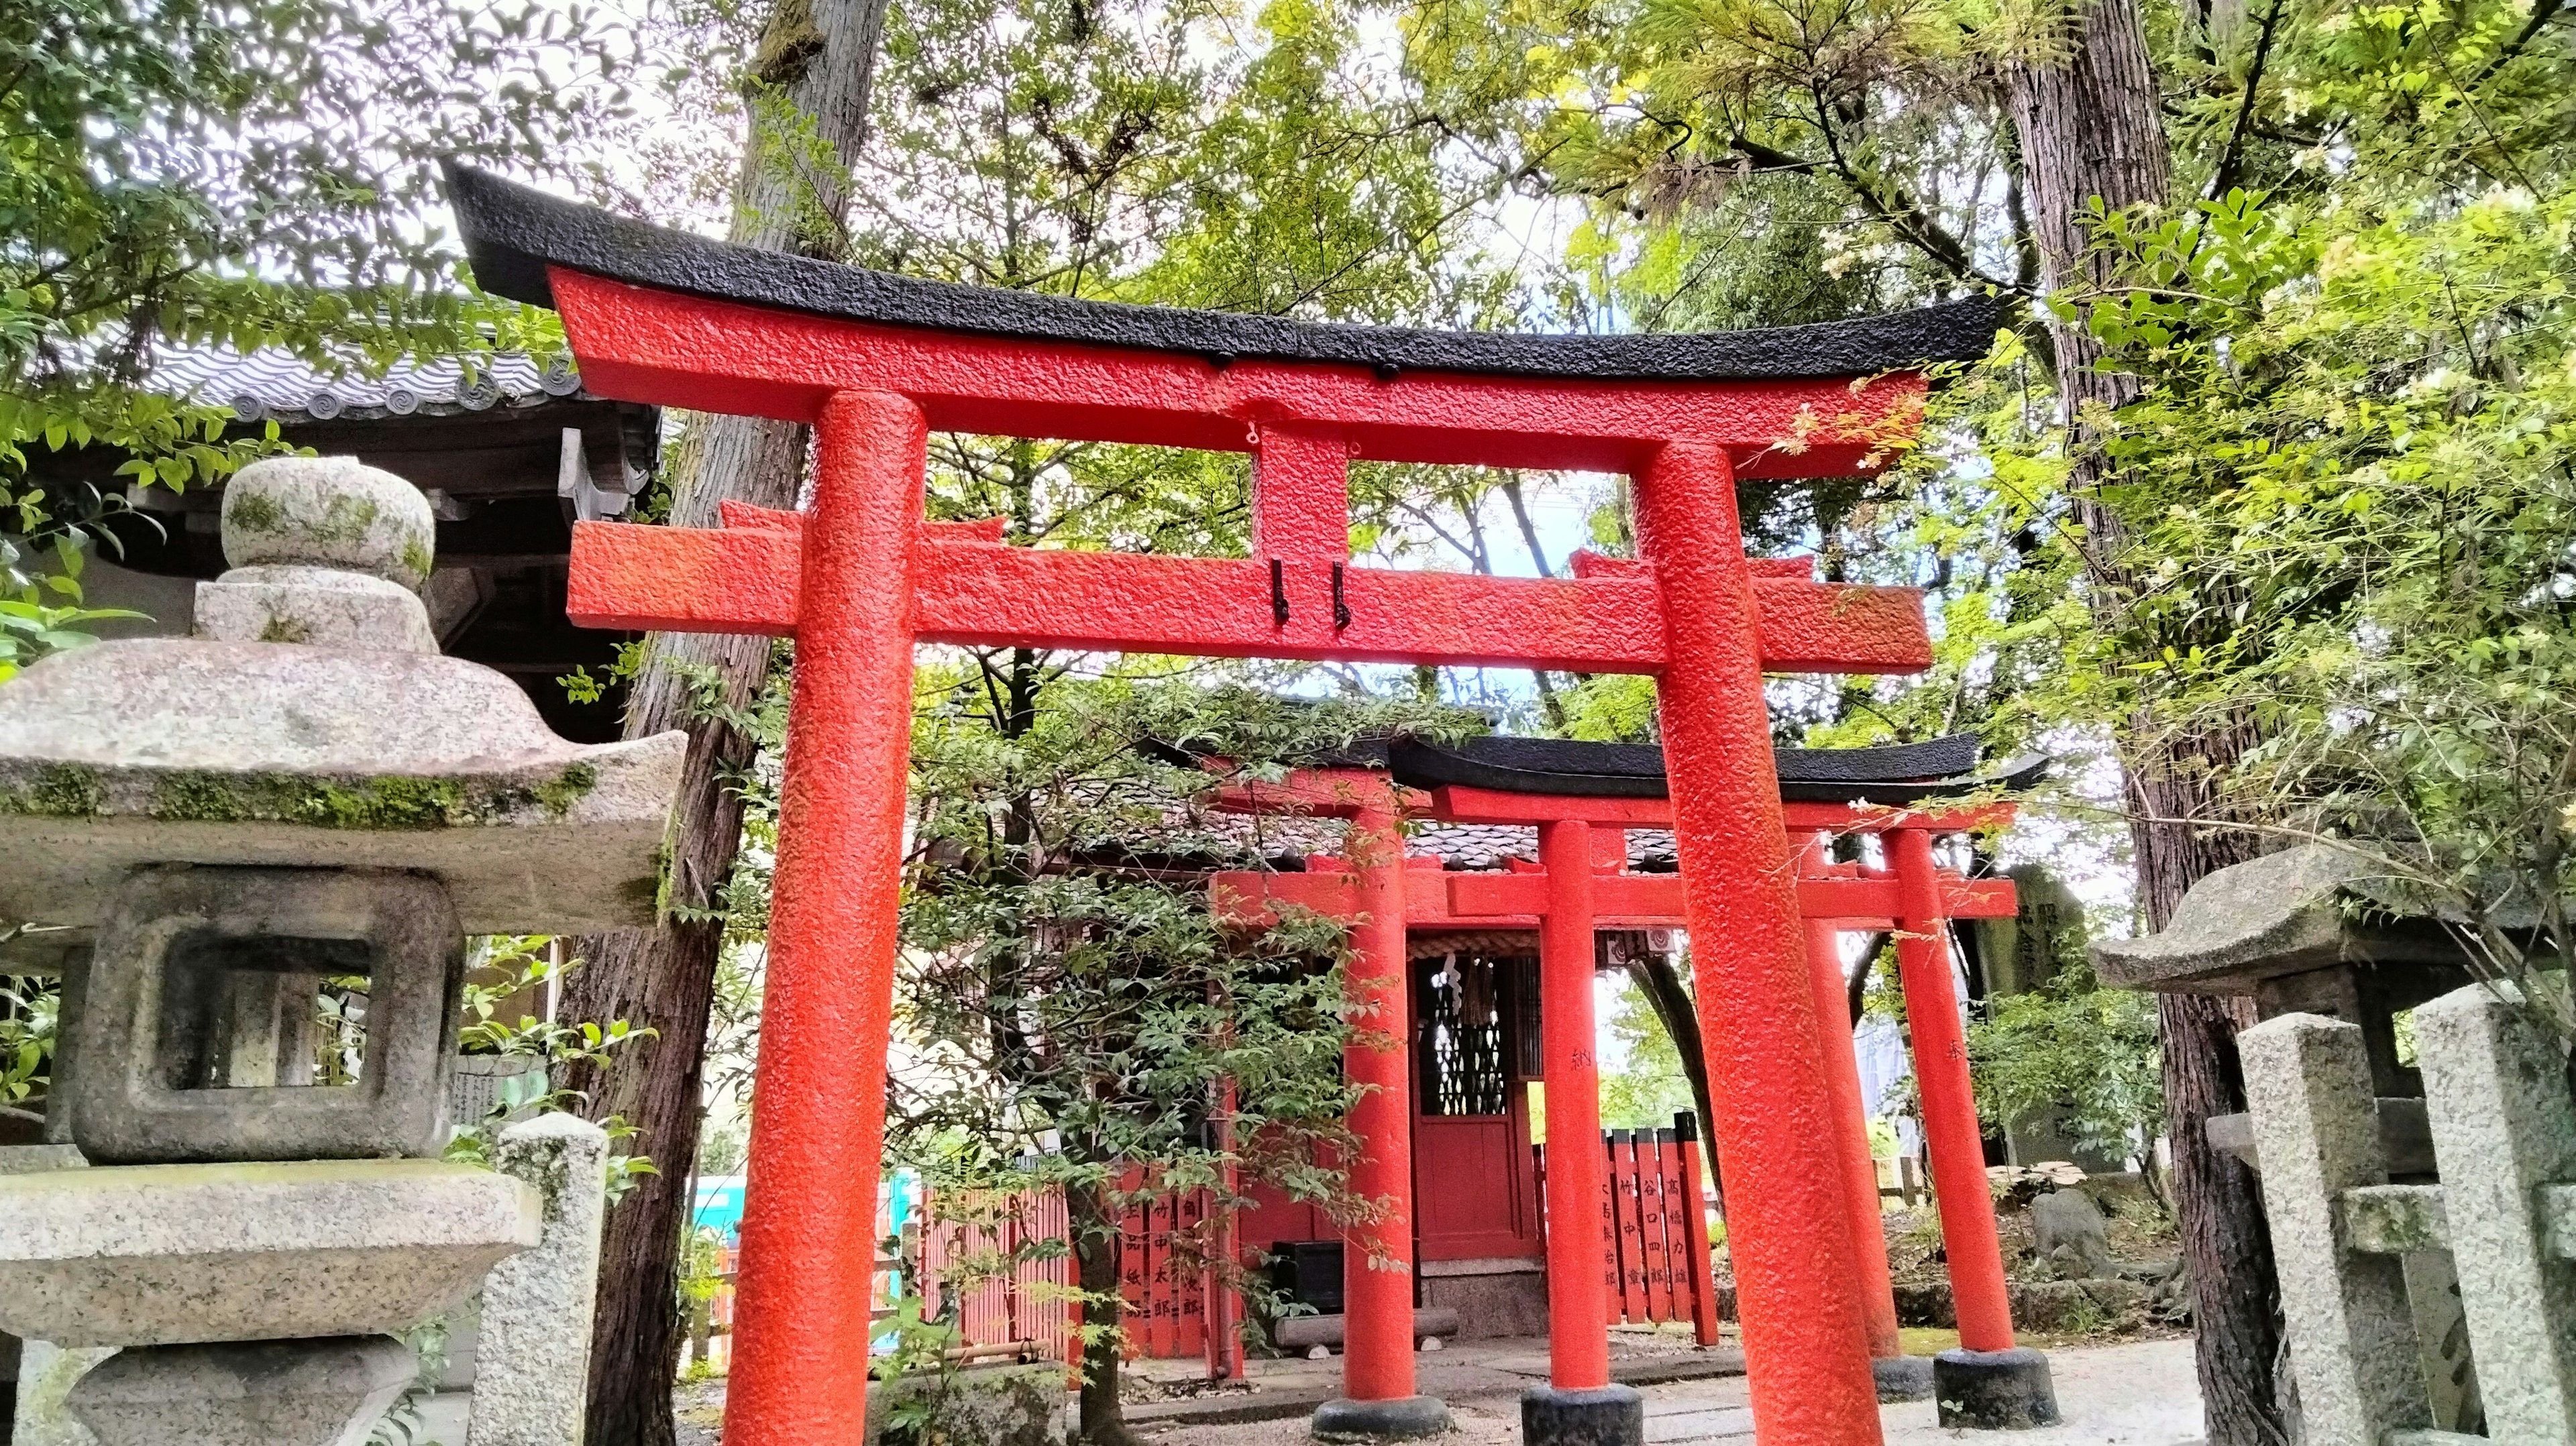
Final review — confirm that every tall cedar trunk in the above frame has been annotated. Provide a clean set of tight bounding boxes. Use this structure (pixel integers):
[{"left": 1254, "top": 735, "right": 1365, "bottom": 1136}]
[
  {"left": 553, "top": 2, "right": 886, "bottom": 1440},
  {"left": 2004, "top": 7, "right": 2285, "bottom": 1441}
]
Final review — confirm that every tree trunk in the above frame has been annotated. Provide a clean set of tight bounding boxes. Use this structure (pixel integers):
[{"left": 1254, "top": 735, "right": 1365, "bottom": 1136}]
[
  {"left": 1067, "top": 1177, "right": 1142, "bottom": 1446},
  {"left": 2005, "top": 5, "right": 2285, "bottom": 1441},
  {"left": 554, "top": 3, "right": 887, "bottom": 1441},
  {"left": 1625, "top": 952, "right": 1723, "bottom": 1204}
]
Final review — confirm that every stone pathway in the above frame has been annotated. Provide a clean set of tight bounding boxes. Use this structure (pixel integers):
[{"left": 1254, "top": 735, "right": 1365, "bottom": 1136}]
[
  {"left": 658, "top": 1333, "right": 2204, "bottom": 1445},
  {"left": 1136, "top": 1337, "right": 2203, "bottom": 1445}
]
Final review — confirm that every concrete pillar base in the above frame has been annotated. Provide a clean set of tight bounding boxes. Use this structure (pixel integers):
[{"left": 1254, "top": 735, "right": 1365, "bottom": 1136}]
[
  {"left": 1310, "top": 1394, "right": 1453, "bottom": 1441},
  {"left": 67, "top": 1336, "right": 415, "bottom": 1446},
  {"left": 1520, "top": 1383, "right": 1644, "bottom": 1446},
  {"left": 1932, "top": 1347, "right": 2060, "bottom": 1429},
  {"left": 1872, "top": 1355, "right": 1935, "bottom": 1402}
]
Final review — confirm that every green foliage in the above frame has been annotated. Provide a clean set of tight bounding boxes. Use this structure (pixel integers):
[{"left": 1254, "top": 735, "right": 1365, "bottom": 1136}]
[
  {"left": 442, "top": 935, "right": 659, "bottom": 1205},
  {"left": 0, "top": 599, "right": 147, "bottom": 683},
  {"left": 1597, "top": 970, "right": 1695, "bottom": 1128},
  {"left": 1, "top": 0, "right": 633, "bottom": 603},
  {"left": 1966, "top": 958, "right": 2165, "bottom": 1175},
  {"left": 0, "top": 973, "right": 56, "bottom": 1124}
]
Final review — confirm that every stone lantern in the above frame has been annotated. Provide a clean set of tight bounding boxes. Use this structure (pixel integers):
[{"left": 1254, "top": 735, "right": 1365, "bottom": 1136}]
[{"left": 0, "top": 457, "right": 683, "bottom": 1446}]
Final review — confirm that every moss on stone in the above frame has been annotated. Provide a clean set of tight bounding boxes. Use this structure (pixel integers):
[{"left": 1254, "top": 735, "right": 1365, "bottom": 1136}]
[
  {"left": 531, "top": 762, "right": 598, "bottom": 818},
  {"left": 311, "top": 493, "right": 381, "bottom": 545},
  {"left": 227, "top": 490, "right": 286, "bottom": 534},
  {"left": 144, "top": 770, "right": 570, "bottom": 830},
  {"left": 308, "top": 776, "right": 469, "bottom": 829},
  {"left": 258, "top": 614, "right": 314, "bottom": 644},
  {"left": 0, "top": 764, "right": 105, "bottom": 817},
  {"left": 400, "top": 534, "right": 435, "bottom": 581}
]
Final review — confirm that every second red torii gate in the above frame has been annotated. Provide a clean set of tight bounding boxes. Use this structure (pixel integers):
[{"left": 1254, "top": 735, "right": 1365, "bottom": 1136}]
[
  {"left": 1207, "top": 742, "right": 2040, "bottom": 1417},
  {"left": 443, "top": 161, "right": 2008, "bottom": 1446}
]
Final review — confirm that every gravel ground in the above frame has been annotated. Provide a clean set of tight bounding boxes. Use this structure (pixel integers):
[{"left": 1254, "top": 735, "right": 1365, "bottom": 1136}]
[{"left": 1138, "top": 1337, "right": 2203, "bottom": 1446}]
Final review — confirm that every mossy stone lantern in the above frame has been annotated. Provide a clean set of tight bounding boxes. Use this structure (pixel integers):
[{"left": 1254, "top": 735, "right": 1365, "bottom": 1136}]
[{"left": 0, "top": 456, "right": 684, "bottom": 1446}]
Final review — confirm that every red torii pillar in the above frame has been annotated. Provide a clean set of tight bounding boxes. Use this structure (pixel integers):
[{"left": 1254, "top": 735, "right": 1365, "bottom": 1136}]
[
  {"left": 1209, "top": 771, "right": 1446, "bottom": 1427},
  {"left": 1799, "top": 838, "right": 1907, "bottom": 1368},
  {"left": 1882, "top": 825, "right": 2057, "bottom": 1421},
  {"left": 1788, "top": 803, "right": 2056, "bottom": 1424},
  {"left": 1330, "top": 787, "right": 1447, "bottom": 1435},
  {"left": 1528, "top": 819, "right": 1643, "bottom": 1439}
]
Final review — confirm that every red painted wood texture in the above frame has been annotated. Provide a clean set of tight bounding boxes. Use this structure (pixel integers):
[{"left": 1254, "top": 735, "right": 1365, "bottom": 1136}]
[
  {"left": 564, "top": 515, "right": 1933, "bottom": 675},
  {"left": 546, "top": 267, "right": 1929, "bottom": 478}
]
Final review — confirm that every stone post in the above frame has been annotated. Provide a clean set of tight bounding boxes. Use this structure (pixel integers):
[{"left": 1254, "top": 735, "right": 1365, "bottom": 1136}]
[
  {"left": 469, "top": 1114, "right": 611, "bottom": 1446},
  {"left": 2415, "top": 982, "right": 2576, "bottom": 1443},
  {"left": 2239, "top": 1012, "right": 2431, "bottom": 1445}
]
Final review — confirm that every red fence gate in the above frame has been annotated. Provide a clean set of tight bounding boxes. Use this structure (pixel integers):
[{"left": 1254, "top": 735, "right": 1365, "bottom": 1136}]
[{"left": 916, "top": 1181, "right": 1215, "bottom": 1366}]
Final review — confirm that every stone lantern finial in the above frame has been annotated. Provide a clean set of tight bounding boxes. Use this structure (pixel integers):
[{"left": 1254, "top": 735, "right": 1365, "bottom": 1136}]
[{"left": 195, "top": 457, "right": 443, "bottom": 652}]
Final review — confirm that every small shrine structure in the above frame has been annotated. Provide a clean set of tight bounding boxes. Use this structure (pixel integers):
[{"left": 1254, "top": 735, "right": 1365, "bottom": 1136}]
[
  {"left": 1205, "top": 731, "right": 2051, "bottom": 1423},
  {"left": 443, "top": 160, "right": 2012, "bottom": 1445}
]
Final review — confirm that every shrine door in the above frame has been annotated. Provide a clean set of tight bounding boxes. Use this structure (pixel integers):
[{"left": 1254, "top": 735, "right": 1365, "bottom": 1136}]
[{"left": 1410, "top": 947, "right": 1544, "bottom": 1262}]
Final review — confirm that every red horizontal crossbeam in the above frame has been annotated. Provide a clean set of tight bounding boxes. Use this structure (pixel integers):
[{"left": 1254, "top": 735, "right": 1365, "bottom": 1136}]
[
  {"left": 548, "top": 269, "right": 1927, "bottom": 478},
  {"left": 1210, "top": 865, "right": 2015, "bottom": 929},
  {"left": 565, "top": 515, "right": 1933, "bottom": 675}
]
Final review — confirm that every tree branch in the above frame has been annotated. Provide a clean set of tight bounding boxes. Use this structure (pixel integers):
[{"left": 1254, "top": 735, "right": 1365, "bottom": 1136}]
[{"left": 2206, "top": 0, "right": 2289, "bottom": 203}]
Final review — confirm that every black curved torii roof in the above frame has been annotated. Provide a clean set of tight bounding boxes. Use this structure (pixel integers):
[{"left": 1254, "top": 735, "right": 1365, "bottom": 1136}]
[
  {"left": 445, "top": 164, "right": 2001, "bottom": 384},
  {"left": 1155, "top": 732, "right": 2042, "bottom": 805},
  {"left": 1380, "top": 733, "right": 2043, "bottom": 804}
]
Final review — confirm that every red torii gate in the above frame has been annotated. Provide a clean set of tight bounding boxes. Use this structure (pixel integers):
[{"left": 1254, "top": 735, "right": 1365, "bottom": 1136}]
[
  {"left": 444, "top": 162, "right": 2002, "bottom": 1446},
  {"left": 1208, "top": 753, "right": 2037, "bottom": 1421}
]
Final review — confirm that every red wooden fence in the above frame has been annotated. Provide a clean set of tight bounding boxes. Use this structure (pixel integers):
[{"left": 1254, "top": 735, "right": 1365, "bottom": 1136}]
[
  {"left": 917, "top": 1180, "right": 1215, "bottom": 1365},
  {"left": 914, "top": 1187, "right": 1079, "bottom": 1364},
  {"left": 1536, "top": 1116, "right": 1724, "bottom": 1345},
  {"left": 918, "top": 1119, "right": 1723, "bottom": 1372}
]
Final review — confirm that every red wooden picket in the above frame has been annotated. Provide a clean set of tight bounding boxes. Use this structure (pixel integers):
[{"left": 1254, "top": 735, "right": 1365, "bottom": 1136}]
[
  {"left": 1641, "top": 1130, "right": 1678, "bottom": 1322},
  {"left": 1615, "top": 1132, "right": 1652, "bottom": 1321},
  {"left": 920, "top": 1179, "right": 1224, "bottom": 1366},
  {"left": 1176, "top": 1188, "right": 1208, "bottom": 1360}
]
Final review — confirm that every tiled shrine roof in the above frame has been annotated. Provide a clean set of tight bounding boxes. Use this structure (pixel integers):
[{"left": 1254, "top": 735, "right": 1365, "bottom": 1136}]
[{"left": 150, "top": 344, "right": 599, "bottom": 426}]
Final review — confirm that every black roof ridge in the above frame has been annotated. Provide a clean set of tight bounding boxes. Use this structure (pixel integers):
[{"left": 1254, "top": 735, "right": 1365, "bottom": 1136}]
[
  {"left": 1149, "top": 731, "right": 2043, "bottom": 802},
  {"left": 1386, "top": 734, "right": 2023, "bottom": 801},
  {"left": 444, "top": 162, "right": 2002, "bottom": 384}
]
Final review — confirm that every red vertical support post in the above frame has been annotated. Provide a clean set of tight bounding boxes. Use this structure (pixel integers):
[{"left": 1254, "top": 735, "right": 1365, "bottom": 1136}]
[
  {"left": 1889, "top": 828, "right": 2014, "bottom": 1352},
  {"left": 1312, "top": 795, "right": 1450, "bottom": 1438},
  {"left": 1801, "top": 840, "right": 1904, "bottom": 1361},
  {"left": 1252, "top": 422, "right": 1352, "bottom": 563},
  {"left": 1537, "top": 819, "right": 1612, "bottom": 1391},
  {"left": 1632, "top": 441, "right": 1884, "bottom": 1446},
  {"left": 723, "top": 390, "right": 926, "bottom": 1446}
]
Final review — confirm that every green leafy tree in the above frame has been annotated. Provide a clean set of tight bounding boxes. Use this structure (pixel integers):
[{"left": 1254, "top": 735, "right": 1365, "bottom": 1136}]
[
  {"left": 1967, "top": 958, "right": 2166, "bottom": 1198},
  {"left": 894, "top": 682, "right": 1460, "bottom": 1445},
  {"left": 2, "top": 0, "right": 634, "bottom": 606}
]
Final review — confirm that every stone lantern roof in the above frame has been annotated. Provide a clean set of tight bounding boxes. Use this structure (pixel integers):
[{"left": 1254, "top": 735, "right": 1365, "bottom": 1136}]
[{"left": 0, "top": 457, "right": 683, "bottom": 949}]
